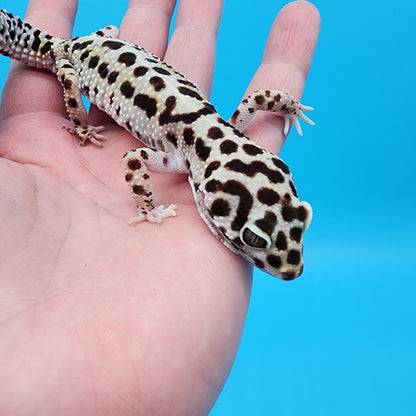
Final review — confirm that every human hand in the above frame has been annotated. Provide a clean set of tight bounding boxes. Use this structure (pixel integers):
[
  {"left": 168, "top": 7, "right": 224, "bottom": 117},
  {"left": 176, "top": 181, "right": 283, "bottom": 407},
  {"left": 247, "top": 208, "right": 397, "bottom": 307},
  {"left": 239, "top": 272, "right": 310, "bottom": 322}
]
[{"left": 0, "top": 0, "right": 320, "bottom": 414}]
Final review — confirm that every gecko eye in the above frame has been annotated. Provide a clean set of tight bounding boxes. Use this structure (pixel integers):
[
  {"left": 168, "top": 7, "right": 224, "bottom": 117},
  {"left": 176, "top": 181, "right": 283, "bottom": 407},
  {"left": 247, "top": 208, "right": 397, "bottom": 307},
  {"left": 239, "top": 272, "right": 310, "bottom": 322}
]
[{"left": 240, "top": 224, "right": 272, "bottom": 250}]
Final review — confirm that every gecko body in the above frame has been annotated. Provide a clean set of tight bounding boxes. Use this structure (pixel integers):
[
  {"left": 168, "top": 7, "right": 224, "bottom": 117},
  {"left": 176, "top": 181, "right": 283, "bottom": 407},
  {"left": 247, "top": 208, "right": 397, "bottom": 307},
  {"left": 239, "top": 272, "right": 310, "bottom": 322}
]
[{"left": 0, "top": 10, "right": 313, "bottom": 279}]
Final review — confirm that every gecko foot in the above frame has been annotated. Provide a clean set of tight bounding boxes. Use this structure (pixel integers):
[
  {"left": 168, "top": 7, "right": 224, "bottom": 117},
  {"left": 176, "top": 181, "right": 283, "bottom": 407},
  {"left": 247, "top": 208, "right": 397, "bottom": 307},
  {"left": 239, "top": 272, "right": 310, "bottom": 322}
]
[
  {"left": 129, "top": 204, "right": 177, "bottom": 225},
  {"left": 62, "top": 124, "right": 106, "bottom": 146},
  {"left": 282, "top": 103, "right": 315, "bottom": 136}
]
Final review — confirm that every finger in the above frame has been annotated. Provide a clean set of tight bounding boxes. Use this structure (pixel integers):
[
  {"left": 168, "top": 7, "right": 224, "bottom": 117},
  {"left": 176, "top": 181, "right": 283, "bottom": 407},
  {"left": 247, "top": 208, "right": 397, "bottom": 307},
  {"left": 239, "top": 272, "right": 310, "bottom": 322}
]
[
  {"left": 119, "top": 0, "right": 176, "bottom": 56},
  {"left": 1, "top": 0, "right": 78, "bottom": 118},
  {"left": 241, "top": 1, "right": 320, "bottom": 153},
  {"left": 164, "top": 0, "right": 223, "bottom": 98}
]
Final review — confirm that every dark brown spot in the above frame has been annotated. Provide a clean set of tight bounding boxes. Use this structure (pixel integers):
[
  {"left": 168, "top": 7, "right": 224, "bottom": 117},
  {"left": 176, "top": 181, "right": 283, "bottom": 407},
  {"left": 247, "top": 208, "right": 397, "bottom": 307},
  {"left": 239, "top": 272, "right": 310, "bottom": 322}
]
[
  {"left": 233, "top": 128, "right": 246, "bottom": 138},
  {"left": 230, "top": 109, "right": 240, "bottom": 123},
  {"left": 142, "top": 173, "right": 149, "bottom": 180},
  {"left": 219, "top": 140, "right": 238, "bottom": 154},
  {"left": 297, "top": 205, "right": 308, "bottom": 221},
  {"left": 281, "top": 206, "right": 295, "bottom": 222},
  {"left": 275, "top": 231, "right": 288, "bottom": 251},
  {"left": 205, "top": 179, "right": 222, "bottom": 193},
  {"left": 108, "top": 71, "right": 119, "bottom": 84},
  {"left": 153, "top": 66, "right": 171, "bottom": 75},
  {"left": 149, "top": 76, "right": 165, "bottom": 91},
  {"left": 40, "top": 41, "right": 52, "bottom": 55},
  {"left": 134, "top": 66, "right": 148, "bottom": 77},
  {"left": 204, "top": 161, "right": 221, "bottom": 178},
  {"left": 134, "top": 94, "right": 158, "bottom": 118},
  {"left": 255, "top": 94, "right": 265, "bottom": 105},
  {"left": 255, "top": 211, "right": 277, "bottom": 235},
  {"left": 287, "top": 250, "right": 301, "bottom": 265},
  {"left": 272, "top": 157, "right": 290, "bottom": 174},
  {"left": 290, "top": 227, "right": 303, "bottom": 243},
  {"left": 127, "top": 159, "right": 141, "bottom": 170},
  {"left": 133, "top": 185, "right": 146, "bottom": 195},
  {"left": 210, "top": 198, "right": 231, "bottom": 217},
  {"left": 63, "top": 79, "right": 73, "bottom": 90},
  {"left": 125, "top": 173, "right": 133, "bottom": 182},
  {"left": 178, "top": 79, "right": 195, "bottom": 87},
  {"left": 267, "top": 254, "right": 282, "bottom": 268},
  {"left": 118, "top": 52, "right": 137, "bottom": 66},
  {"left": 289, "top": 181, "right": 298, "bottom": 198},
  {"left": 80, "top": 49, "right": 90, "bottom": 61},
  {"left": 88, "top": 55, "right": 99, "bottom": 69},
  {"left": 178, "top": 86, "right": 203, "bottom": 101},
  {"left": 257, "top": 188, "right": 280, "bottom": 206},
  {"left": 242, "top": 143, "right": 263, "bottom": 156},
  {"left": 166, "top": 132, "right": 177, "bottom": 147},
  {"left": 163, "top": 157, "right": 168, "bottom": 166},
  {"left": 120, "top": 81, "right": 135, "bottom": 98},
  {"left": 31, "top": 32, "right": 41, "bottom": 52},
  {"left": 98, "top": 62, "right": 109, "bottom": 78},
  {"left": 183, "top": 128, "right": 195, "bottom": 145},
  {"left": 195, "top": 138, "right": 211, "bottom": 161},
  {"left": 207, "top": 127, "right": 224, "bottom": 140},
  {"left": 72, "top": 40, "right": 93, "bottom": 51},
  {"left": 102, "top": 40, "right": 124, "bottom": 50},
  {"left": 67, "top": 98, "right": 78, "bottom": 108},
  {"left": 140, "top": 150, "right": 149, "bottom": 160}
]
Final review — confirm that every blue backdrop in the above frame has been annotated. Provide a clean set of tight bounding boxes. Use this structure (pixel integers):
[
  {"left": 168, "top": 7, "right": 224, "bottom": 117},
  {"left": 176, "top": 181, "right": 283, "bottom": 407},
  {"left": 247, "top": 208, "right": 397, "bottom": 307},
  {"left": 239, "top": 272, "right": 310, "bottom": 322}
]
[{"left": 1, "top": 0, "right": 415, "bottom": 415}]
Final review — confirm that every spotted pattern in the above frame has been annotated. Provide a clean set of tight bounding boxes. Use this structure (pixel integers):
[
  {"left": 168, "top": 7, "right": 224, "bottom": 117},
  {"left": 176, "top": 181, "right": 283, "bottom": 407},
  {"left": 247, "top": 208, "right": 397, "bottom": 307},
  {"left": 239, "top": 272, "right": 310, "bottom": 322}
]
[{"left": 0, "top": 9, "right": 313, "bottom": 280}]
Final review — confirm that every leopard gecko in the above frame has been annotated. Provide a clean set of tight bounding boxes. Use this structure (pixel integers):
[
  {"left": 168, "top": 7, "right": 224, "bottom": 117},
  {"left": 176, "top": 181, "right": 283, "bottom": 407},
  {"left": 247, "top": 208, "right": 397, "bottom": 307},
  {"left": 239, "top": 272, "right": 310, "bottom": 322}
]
[{"left": 0, "top": 9, "right": 314, "bottom": 280}]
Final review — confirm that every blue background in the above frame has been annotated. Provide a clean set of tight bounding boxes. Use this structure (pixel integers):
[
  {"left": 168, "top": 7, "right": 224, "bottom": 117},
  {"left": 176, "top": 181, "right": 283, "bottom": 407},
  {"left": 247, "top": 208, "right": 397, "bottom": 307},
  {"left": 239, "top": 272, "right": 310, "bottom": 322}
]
[{"left": 1, "top": 0, "right": 415, "bottom": 415}]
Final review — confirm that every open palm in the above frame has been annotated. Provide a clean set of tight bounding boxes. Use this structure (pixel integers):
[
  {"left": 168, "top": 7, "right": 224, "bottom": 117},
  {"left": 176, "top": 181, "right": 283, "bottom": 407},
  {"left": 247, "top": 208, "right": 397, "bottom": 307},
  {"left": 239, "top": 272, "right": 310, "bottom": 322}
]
[{"left": 0, "top": 0, "right": 319, "bottom": 414}]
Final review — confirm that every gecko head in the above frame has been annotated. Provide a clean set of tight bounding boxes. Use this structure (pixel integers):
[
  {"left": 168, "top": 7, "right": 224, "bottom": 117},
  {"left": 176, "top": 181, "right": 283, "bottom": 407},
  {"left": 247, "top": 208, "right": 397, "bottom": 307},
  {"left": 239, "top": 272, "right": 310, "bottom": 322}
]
[{"left": 200, "top": 150, "right": 312, "bottom": 280}]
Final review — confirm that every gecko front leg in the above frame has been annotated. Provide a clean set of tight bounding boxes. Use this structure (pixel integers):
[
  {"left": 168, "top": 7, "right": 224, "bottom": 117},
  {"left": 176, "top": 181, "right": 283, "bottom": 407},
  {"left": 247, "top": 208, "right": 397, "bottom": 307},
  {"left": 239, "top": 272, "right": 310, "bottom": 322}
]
[
  {"left": 123, "top": 147, "right": 187, "bottom": 224},
  {"left": 229, "top": 89, "right": 314, "bottom": 136}
]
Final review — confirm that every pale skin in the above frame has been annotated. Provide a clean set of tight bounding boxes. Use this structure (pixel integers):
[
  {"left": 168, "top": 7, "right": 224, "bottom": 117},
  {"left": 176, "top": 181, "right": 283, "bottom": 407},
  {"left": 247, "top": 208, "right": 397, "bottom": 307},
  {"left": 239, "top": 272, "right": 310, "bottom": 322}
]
[{"left": 0, "top": 0, "right": 320, "bottom": 414}]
